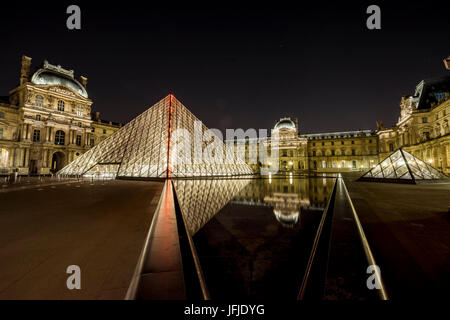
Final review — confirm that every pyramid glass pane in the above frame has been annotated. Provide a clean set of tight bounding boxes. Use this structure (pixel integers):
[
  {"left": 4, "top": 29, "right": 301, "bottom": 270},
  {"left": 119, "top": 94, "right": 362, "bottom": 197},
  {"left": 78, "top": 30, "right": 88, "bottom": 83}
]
[{"left": 58, "top": 95, "right": 253, "bottom": 179}]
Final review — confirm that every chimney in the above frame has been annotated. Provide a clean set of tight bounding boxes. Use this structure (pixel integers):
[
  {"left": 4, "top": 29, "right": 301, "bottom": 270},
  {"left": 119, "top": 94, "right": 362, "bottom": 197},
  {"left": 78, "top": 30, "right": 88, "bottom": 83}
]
[
  {"left": 444, "top": 56, "right": 450, "bottom": 70},
  {"left": 20, "top": 55, "right": 32, "bottom": 86},
  {"left": 80, "top": 76, "right": 88, "bottom": 89}
]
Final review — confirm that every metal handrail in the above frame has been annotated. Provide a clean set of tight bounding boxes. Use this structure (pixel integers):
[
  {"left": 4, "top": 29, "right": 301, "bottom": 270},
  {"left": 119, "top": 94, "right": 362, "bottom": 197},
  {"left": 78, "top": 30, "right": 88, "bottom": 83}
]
[
  {"left": 298, "top": 177, "right": 337, "bottom": 300},
  {"left": 172, "top": 183, "right": 211, "bottom": 300},
  {"left": 124, "top": 180, "right": 169, "bottom": 300},
  {"left": 341, "top": 178, "right": 389, "bottom": 300}
]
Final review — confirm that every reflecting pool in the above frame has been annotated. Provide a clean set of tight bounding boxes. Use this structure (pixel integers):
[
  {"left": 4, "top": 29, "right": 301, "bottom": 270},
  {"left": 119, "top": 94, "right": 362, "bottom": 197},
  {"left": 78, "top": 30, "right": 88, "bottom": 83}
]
[{"left": 173, "top": 175, "right": 335, "bottom": 299}]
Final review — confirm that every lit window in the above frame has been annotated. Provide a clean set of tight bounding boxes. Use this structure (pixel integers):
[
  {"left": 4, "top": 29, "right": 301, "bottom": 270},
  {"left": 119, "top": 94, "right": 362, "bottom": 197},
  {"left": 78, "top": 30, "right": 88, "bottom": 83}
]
[
  {"left": 76, "top": 135, "right": 82, "bottom": 146},
  {"left": 35, "top": 95, "right": 44, "bottom": 107},
  {"left": 33, "top": 130, "right": 40, "bottom": 143},
  {"left": 57, "top": 100, "right": 65, "bottom": 111},
  {"left": 322, "top": 161, "right": 326, "bottom": 168},
  {"left": 54, "top": 130, "right": 65, "bottom": 145},
  {"left": 77, "top": 106, "right": 83, "bottom": 117}
]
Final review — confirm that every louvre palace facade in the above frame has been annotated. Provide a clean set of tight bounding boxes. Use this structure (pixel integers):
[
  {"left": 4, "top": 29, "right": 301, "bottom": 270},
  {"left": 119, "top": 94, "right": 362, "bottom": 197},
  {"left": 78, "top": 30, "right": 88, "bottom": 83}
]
[
  {"left": 0, "top": 56, "right": 121, "bottom": 175},
  {"left": 0, "top": 55, "right": 448, "bottom": 176}
]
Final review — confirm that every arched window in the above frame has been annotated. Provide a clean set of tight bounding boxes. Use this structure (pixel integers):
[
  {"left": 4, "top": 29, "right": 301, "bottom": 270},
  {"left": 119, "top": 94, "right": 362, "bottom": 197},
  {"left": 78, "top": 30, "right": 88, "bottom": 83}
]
[
  {"left": 54, "top": 130, "right": 65, "bottom": 145},
  {"left": 57, "top": 100, "right": 65, "bottom": 112},
  {"left": 35, "top": 95, "right": 44, "bottom": 107}
]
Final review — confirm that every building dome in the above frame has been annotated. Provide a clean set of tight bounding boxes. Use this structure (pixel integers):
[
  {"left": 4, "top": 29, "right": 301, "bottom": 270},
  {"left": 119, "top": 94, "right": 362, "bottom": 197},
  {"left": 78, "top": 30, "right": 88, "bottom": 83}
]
[
  {"left": 31, "top": 62, "right": 88, "bottom": 98},
  {"left": 274, "top": 118, "right": 296, "bottom": 131}
]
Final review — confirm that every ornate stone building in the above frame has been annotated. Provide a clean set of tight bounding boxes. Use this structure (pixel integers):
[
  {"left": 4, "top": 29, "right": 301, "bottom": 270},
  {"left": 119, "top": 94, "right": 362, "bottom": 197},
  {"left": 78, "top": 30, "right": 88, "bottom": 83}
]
[
  {"left": 377, "top": 76, "right": 450, "bottom": 174},
  {"left": 0, "top": 56, "right": 120, "bottom": 176}
]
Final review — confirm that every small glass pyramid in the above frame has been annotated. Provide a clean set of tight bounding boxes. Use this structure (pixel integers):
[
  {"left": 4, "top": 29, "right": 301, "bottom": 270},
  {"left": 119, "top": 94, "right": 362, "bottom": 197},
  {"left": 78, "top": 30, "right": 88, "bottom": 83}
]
[
  {"left": 58, "top": 95, "right": 253, "bottom": 179},
  {"left": 359, "top": 148, "right": 447, "bottom": 183}
]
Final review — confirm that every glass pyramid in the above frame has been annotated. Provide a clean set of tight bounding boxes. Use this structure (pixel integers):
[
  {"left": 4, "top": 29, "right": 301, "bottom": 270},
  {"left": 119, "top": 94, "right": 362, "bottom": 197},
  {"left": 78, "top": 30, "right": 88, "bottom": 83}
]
[
  {"left": 58, "top": 95, "right": 253, "bottom": 179},
  {"left": 359, "top": 148, "right": 447, "bottom": 183}
]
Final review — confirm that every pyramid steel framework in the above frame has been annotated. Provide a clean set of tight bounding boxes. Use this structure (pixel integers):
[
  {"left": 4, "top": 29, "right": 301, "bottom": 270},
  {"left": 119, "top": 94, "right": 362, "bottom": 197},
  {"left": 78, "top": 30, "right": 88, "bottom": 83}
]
[
  {"left": 358, "top": 148, "right": 447, "bottom": 183},
  {"left": 58, "top": 95, "right": 253, "bottom": 179}
]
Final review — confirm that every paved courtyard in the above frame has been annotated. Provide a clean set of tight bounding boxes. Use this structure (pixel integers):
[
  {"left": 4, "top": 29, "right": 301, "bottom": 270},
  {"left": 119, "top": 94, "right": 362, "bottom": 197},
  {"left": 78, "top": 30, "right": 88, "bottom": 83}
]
[
  {"left": 0, "top": 180, "right": 163, "bottom": 300},
  {"left": 343, "top": 173, "right": 450, "bottom": 299}
]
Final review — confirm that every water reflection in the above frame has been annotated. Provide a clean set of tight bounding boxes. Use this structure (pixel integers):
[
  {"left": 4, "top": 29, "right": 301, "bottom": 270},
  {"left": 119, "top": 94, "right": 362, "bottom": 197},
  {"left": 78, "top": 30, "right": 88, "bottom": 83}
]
[
  {"left": 173, "top": 176, "right": 335, "bottom": 233},
  {"left": 173, "top": 178, "right": 251, "bottom": 235}
]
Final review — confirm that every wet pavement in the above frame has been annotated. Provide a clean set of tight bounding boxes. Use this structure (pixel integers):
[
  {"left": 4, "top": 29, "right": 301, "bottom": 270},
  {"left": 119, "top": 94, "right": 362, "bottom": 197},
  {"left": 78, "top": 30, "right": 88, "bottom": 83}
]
[
  {"left": 0, "top": 180, "right": 164, "bottom": 300},
  {"left": 342, "top": 173, "right": 450, "bottom": 299}
]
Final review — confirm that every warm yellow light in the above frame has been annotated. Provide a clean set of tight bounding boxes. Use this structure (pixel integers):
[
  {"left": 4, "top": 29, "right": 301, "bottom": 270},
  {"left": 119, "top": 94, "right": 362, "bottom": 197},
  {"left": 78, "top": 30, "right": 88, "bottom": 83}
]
[
  {"left": 288, "top": 161, "right": 293, "bottom": 166},
  {"left": 428, "top": 159, "right": 433, "bottom": 163}
]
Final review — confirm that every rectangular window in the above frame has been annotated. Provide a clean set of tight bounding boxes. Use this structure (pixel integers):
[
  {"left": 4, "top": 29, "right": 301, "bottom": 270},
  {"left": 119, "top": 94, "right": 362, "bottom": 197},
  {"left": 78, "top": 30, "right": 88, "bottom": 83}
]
[
  {"left": 422, "top": 117, "right": 428, "bottom": 123},
  {"left": 322, "top": 161, "right": 326, "bottom": 168},
  {"left": 331, "top": 150, "right": 335, "bottom": 156},
  {"left": 90, "top": 138, "right": 95, "bottom": 147},
  {"left": 352, "top": 149, "right": 356, "bottom": 156},
  {"left": 0, "top": 128, "right": 3, "bottom": 140},
  {"left": 351, "top": 140, "right": 355, "bottom": 144},
  {"left": 331, "top": 141, "right": 334, "bottom": 146},
  {"left": 33, "top": 129, "right": 40, "bottom": 143},
  {"left": 312, "top": 151, "right": 316, "bottom": 157},
  {"left": 103, "top": 129, "right": 107, "bottom": 134},
  {"left": 389, "top": 143, "right": 394, "bottom": 152},
  {"left": 352, "top": 160, "right": 357, "bottom": 169},
  {"left": 36, "top": 115, "right": 41, "bottom": 121},
  {"left": 91, "top": 127, "right": 95, "bottom": 133},
  {"left": 76, "top": 135, "right": 82, "bottom": 146},
  {"left": 0, "top": 112, "right": 4, "bottom": 119},
  {"left": 77, "top": 106, "right": 83, "bottom": 117},
  {"left": 341, "top": 141, "right": 344, "bottom": 145}
]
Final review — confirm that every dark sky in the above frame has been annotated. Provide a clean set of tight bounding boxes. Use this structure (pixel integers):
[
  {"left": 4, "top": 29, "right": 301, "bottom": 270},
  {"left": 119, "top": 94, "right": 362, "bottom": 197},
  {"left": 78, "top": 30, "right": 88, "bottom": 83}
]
[{"left": 0, "top": 2, "right": 449, "bottom": 134}]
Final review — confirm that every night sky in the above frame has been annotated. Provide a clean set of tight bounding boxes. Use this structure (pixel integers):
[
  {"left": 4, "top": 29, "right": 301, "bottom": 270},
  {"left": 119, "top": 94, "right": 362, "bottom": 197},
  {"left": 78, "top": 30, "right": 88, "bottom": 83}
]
[{"left": 1, "top": 2, "right": 449, "bottom": 134}]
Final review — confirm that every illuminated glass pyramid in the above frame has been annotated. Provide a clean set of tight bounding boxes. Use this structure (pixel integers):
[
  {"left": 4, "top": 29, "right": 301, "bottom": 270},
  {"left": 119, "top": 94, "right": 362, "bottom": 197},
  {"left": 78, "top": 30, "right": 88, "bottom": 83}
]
[
  {"left": 58, "top": 95, "right": 253, "bottom": 179},
  {"left": 358, "top": 148, "right": 447, "bottom": 183}
]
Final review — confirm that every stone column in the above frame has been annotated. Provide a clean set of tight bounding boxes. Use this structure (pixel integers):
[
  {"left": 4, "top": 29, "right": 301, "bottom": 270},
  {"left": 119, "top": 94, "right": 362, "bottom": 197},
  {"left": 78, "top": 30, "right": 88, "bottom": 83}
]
[
  {"left": 24, "top": 148, "right": 30, "bottom": 169},
  {"left": 26, "top": 124, "right": 32, "bottom": 140}
]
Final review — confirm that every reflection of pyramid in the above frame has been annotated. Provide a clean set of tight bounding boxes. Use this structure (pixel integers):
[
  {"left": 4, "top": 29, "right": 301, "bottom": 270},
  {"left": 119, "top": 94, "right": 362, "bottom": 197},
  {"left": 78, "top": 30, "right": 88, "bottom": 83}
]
[
  {"left": 58, "top": 95, "right": 253, "bottom": 178},
  {"left": 173, "top": 179, "right": 250, "bottom": 235},
  {"left": 358, "top": 148, "right": 447, "bottom": 183}
]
